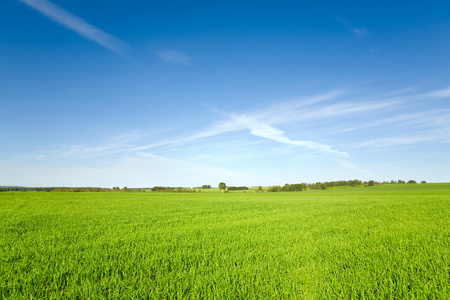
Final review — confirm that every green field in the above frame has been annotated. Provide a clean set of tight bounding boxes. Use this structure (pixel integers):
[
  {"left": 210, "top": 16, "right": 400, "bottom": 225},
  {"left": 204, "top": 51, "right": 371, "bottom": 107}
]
[{"left": 1, "top": 184, "right": 449, "bottom": 299}]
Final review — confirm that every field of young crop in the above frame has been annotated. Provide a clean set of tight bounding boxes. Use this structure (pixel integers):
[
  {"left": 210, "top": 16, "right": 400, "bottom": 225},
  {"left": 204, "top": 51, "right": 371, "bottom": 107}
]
[{"left": 1, "top": 184, "right": 449, "bottom": 299}]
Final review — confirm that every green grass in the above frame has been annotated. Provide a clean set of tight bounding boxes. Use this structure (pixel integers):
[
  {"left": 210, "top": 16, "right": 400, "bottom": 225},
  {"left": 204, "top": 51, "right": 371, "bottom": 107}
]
[{"left": 1, "top": 184, "right": 449, "bottom": 299}]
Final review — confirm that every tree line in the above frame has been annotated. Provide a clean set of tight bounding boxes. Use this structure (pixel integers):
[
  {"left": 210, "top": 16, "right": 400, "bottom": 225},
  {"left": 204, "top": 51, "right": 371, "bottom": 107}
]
[
  {"left": 150, "top": 187, "right": 200, "bottom": 193},
  {"left": 265, "top": 179, "right": 424, "bottom": 192},
  {"left": 227, "top": 186, "right": 249, "bottom": 191},
  {"left": 0, "top": 186, "right": 147, "bottom": 192},
  {"left": 0, "top": 179, "right": 425, "bottom": 193},
  {"left": 0, "top": 187, "right": 113, "bottom": 192}
]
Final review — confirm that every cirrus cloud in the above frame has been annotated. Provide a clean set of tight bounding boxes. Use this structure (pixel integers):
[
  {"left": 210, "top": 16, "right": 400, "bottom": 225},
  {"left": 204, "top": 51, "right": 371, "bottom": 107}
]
[
  {"left": 156, "top": 49, "right": 191, "bottom": 66},
  {"left": 17, "top": 0, "right": 129, "bottom": 57}
]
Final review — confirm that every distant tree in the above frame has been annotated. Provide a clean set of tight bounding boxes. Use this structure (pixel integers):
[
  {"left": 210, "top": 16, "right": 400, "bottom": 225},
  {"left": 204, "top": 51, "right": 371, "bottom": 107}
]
[
  {"left": 267, "top": 186, "right": 282, "bottom": 192},
  {"left": 202, "top": 185, "right": 211, "bottom": 189},
  {"left": 398, "top": 180, "right": 405, "bottom": 184},
  {"left": 407, "top": 180, "right": 417, "bottom": 184},
  {"left": 228, "top": 186, "right": 248, "bottom": 191},
  {"left": 421, "top": 181, "right": 427, "bottom": 184},
  {"left": 368, "top": 180, "right": 375, "bottom": 186},
  {"left": 258, "top": 186, "right": 263, "bottom": 192},
  {"left": 218, "top": 182, "right": 226, "bottom": 193}
]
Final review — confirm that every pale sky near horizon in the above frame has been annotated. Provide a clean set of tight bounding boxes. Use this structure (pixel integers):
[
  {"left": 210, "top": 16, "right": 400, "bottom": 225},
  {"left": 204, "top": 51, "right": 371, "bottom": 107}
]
[{"left": 1, "top": 0, "right": 449, "bottom": 187}]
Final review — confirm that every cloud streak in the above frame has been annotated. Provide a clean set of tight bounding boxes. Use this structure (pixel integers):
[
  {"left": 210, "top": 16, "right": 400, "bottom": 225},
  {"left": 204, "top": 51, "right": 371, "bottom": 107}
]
[
  {"left": 334, "top": 16, "right": 368, "bottom": 37},
  {"left": 35, "top": 89, "right": 402, "bottom": 161},
  {"left": 156, "top": 49, "right": 191, "bottom": 65},
  {"left": 426, "top": 87, "right": 450, "bottom": 98},
  {"left": 357, "top": 128, "right": 450, "bottom": 148},
  {"left": 18, "top": 0, "right": 128, "bottom": 57},
  {"left": 221, "top": 113, "right": 349, "bottom": 156},
  {"left": 335, "top": 159, "right": 372, "bottom": 174},
  {"left": 322, "top": 9, "right": 369, "bottom": 38},
  {"left": 321, "top": 109, "right": 450, "bottom": 136}
]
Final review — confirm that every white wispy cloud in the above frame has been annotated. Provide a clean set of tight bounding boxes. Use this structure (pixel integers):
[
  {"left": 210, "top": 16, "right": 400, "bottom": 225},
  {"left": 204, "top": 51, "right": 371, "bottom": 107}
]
[
  {"left": 39, "top": 90, "right": 399, "bottom": 160},
  {"left": 426, "top": 87, "right": 450, "bottom": 98},
  {"left": 35, "top": 131, "right": 144, "bottom": 160},
  {"left": 357, "top": 135, "right": 434, "bottom": 148},
  {"left": 382, "top": 87, "right": 417, "bottom": 96},
  {"left": 321, "top": 109, "right": 450, "bottom": 136},
  {"left": 348, "top": 87, "right": 450, "bottom": 148},
  {"left": 335, "top": 159, "right": 372, "bottom": 174},
  {"left": 156, "top": 49, "right": 191, "bottom": 65},
  {"left": 193, "top": 87, "right": 449, "bottom": 155},
  {"left": 332, "top": 14, "right": 369, "bottom": 38},
  {"left": 221, "top": 113, "right": 349, "bottom": 156},
  {"left": 357, "top": 126, "right": 450, "bottom": 148},
  {"left": 191, "top": 90, "right": 401, "bottom": 156},
  {"left": 18, "top": 0, "right": 129, "bottom": 57},
  {"left": 351, "top": 27, "right": 369, "bottom": 38},
  {"left": 245, "top": 97, "right": 400, "bottom": 129}
]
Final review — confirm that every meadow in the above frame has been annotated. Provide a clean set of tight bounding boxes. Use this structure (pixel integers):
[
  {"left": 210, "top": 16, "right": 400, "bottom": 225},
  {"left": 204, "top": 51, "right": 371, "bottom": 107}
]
[{"left": 0, "top": 184, "right": 449, "bottom": 299}]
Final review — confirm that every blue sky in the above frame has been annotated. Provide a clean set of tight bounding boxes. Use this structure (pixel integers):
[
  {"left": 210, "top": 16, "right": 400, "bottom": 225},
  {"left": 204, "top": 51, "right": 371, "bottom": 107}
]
[{"left": 1, "top": 0, "right": 449, "bottom": 187}]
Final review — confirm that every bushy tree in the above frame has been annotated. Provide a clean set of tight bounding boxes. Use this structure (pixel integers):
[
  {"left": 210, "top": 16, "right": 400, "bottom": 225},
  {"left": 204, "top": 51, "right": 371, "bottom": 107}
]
[
  {"left": 228, "top": 186, "right": 248, "bottom": 190},
  {"left": 218, "top": 182, "right": 226, "bottom": 193}
]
